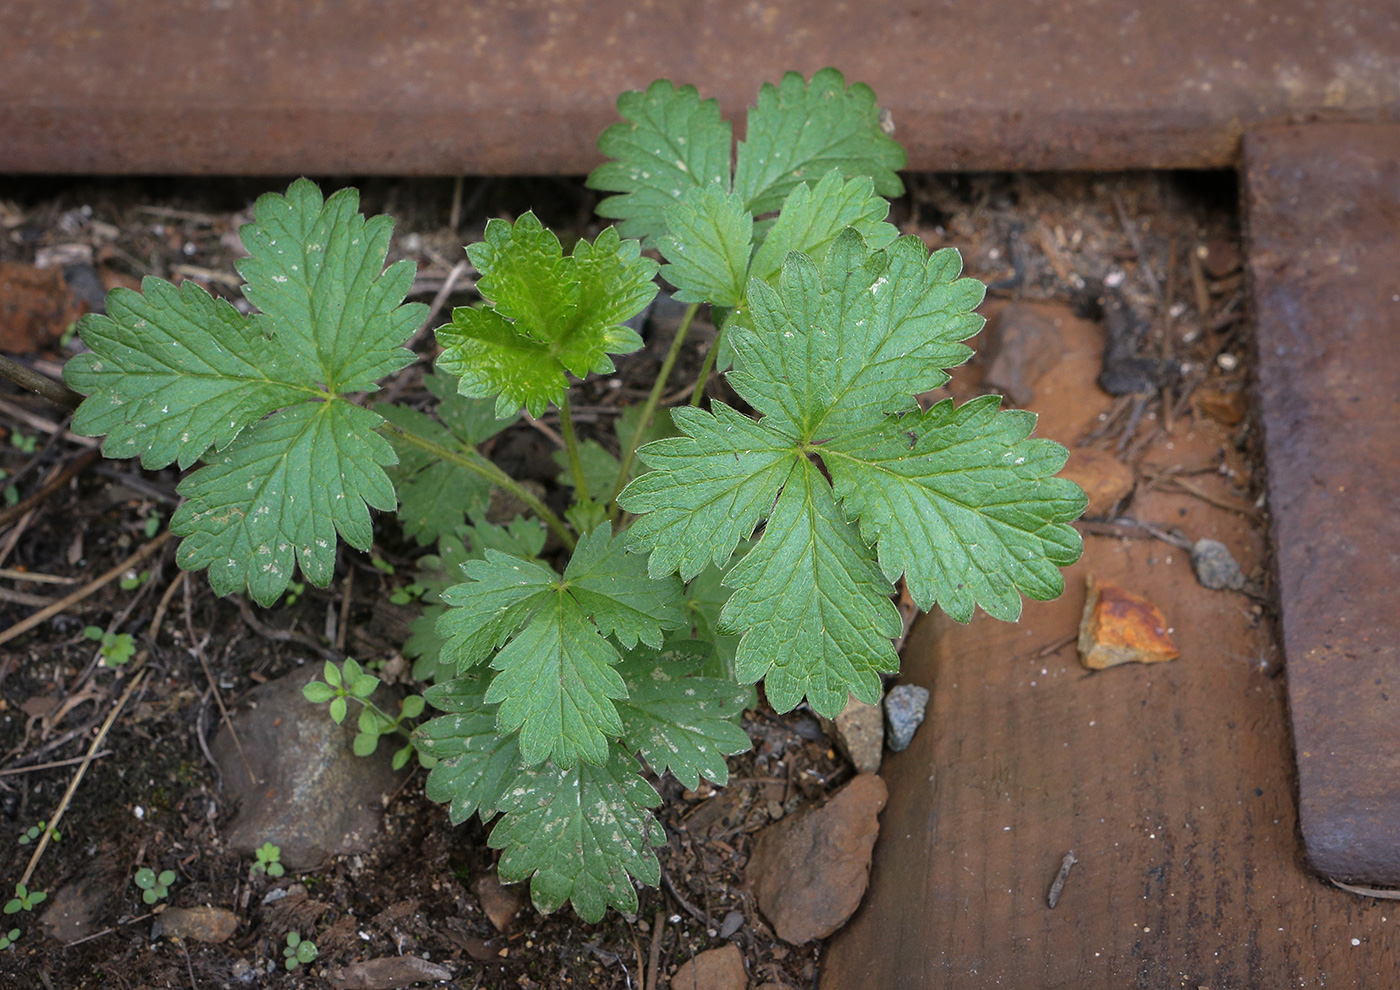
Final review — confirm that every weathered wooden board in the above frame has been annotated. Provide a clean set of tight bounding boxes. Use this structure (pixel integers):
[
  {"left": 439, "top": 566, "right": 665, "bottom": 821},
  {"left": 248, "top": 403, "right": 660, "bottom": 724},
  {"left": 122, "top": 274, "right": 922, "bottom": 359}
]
[{"left": 822, "top": 302, "right": 1400, "bottom": 989}]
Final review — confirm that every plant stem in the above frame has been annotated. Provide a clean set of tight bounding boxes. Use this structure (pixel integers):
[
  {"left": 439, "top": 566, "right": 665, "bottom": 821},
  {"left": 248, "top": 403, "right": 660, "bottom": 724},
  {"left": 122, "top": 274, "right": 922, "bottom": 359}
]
[
  {"left": 0, "top": 354, "right": 83, "bottom": 410},
  {"left": 557, "top": 394, "right": 590, "bottom": 503},
  {"left": 689, "top": 319, "right": 726, "bottom": 408},
  {"left": 379, "top": 423, "right": 575, "bottom": 551},
  {"left": 607, "top": 302, "right": 699, "bottom": 507}
]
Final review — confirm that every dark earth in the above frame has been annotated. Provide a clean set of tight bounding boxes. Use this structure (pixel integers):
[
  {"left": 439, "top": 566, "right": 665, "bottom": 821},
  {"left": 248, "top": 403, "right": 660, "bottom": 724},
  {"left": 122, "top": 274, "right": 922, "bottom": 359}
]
[{"left": 0, "top": 169, "right": 1244, "bottom": 988}]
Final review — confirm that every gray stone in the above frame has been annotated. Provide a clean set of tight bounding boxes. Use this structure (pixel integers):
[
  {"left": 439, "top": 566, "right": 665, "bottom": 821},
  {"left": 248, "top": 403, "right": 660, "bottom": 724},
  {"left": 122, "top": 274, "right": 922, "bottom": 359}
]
[
  {"left": 832, "top": 693, "right": 884, "bottom": 774},
  {"left": 1191, "top": 538, "right": 1247, "bottom": 591},
  {"left": 884, "top": 684, "right": 930, "bottom": 753},
  {"left": 330, "top": 956, "right": 454, "bottom": 989},
  {"left": 212, "top": 664, "right": 407, "bottom": 870}
]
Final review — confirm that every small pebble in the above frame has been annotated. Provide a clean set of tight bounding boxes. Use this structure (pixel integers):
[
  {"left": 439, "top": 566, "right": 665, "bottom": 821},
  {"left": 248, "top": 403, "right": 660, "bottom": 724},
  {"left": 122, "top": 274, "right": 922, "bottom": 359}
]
[
  {"left": 718, "top": 909, "right": 745, "bottom": 939},
  {"left": 1191, "top": 538, "right": 1247, "bottom": 591},
  {"left": 884, "top": 684, "right": 930, "bottom": 752}
]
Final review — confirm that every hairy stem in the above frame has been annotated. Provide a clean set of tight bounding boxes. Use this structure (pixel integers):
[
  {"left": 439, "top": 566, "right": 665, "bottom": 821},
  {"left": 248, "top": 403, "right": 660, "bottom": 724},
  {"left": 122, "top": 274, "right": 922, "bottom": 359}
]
[
  {"left": 557, "top": 393, "right": 590, "bottom": 503},
  {"left": 608, "top": 302, "right": 699, "bottom": 507},
  {"left": 689, "top": 319, "right": 726, "bottom": 408},
  {"left": 379, "top": 422, "right": 576, "bottom": 551},
  {"left": 0, "top": 354, "right": 83, "bottom": 410}
]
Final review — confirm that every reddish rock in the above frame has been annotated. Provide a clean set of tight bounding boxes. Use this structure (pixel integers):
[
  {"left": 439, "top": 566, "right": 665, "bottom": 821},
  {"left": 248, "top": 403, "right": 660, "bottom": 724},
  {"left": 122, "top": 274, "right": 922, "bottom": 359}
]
[
  {"left": 1077, "top": 575, "right": 1179, "bottom": 669},
  {"left": 157, "top": 905, "right": 238, "bottom": 944},
  {"left": 1193, "top": 386, "right": 1248, "bottom": 426},
  {"left": 746, "top": 774, "right": 887, "bottom": 944},
  {"left": 473, "top": 871, "right": 525, "bottom": 932},
  {"left": 669, "top": 943, "right": 747, "bottom": 990},
  {"left": 0, "top": 262, "right": 84, "bottom": 352},
  {"left": 1059, "top": 448, "right": 1134, "bottom": 518},
  {"left": 981, "top": 303, "right": 1066, "bottom": 407}
]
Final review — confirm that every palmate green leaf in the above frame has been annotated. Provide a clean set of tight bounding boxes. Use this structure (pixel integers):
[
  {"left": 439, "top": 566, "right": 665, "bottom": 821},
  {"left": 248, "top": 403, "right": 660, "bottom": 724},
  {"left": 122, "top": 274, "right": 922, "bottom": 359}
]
[
  {"left": 403, "top": 517, "right": 547, "bottom": 681},
  {"left": 415, "top": 676, "right": 521, "bottom": 825},
  {"left": 378, "top": 372, "right": 515, "bottom": 545},
  {"left": 436, "top": 526, "right": 686, "bottom": 766},
  {"left": 172, "top": 397, "right": 398, "bottom": 605},
  {"left": 620, "top": 403, "right": 796, "bottom": 582},
  {"left": 588, "top": 80, "right": 733, "bottom": 248},
  {"left": 731, "top": 231, "right": 984, "bottom": 437},
  {"left": 436, "top": 216, "right": 658, "bottom": 417},
  {"left": 615, "top": 641, "right": 751, "bottom": 789},
  {"left": 722, "top": 458, "right": 901, "bottom": 714},
  {"left": 490, "top": 743, "right": 664, "bottom": 922},
  {"left": 658, "top": 186, "right": 752, "bottom": 307},
  {"left": 621, "top": 237, "right": 1085, "bottom": 716},
  {"left": 747, "top": 171, "right": 899, "bottom": 284},
  {"left": 64, "top": 278, "right": 307, "bottom": 469},
  {"left": 826, "top": 397, "right": 1088, "bottom": 622},
  {"left": 65, "top": 179, "right": 426, "bottom": 605},
  {"left": 733, "top": 68, "right": 906, "bottom": 217}
]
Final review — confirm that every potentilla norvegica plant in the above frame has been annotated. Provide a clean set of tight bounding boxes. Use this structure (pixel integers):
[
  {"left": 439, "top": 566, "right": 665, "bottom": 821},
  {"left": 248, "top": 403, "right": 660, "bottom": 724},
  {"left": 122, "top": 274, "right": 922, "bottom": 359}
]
[{"left": 51, "top": 68, "right": 1086, "bottom": 921}]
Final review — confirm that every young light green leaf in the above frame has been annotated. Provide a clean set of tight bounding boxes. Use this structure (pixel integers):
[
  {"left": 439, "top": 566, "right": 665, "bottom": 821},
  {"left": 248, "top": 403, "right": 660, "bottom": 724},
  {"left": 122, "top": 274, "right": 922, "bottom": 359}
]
[
  {"left": 588, "top": 80, "right": 733, "bottom": 248},
  {"left": 615, "top": 642, "right": 751, "bottom": 789},
  {"left": 415, "top": 676, "right": 521, "bottom": 825},
  {"left": 658, "top": 186, "right": 752, "bottom": 307},
  {"left": 733, "top": 68, "right": 906, "bottom": 218},
  {"left": 826, "top": 397, "right": 1088, "bottom": 622},
  {"left": 437, "top": 218, "right": 658, "bottom": 417},
  {"left": 721, "top": 458, "right": 902, "bottom": 715},
  {"left": 489, "top": 744, "right": 664, "bottom": 921},
  {"left": 438, "top": 526, "right": 686, "bottom": 766},
  {"left": 171, "top": 400, "right": 398, "bottom": 605}
]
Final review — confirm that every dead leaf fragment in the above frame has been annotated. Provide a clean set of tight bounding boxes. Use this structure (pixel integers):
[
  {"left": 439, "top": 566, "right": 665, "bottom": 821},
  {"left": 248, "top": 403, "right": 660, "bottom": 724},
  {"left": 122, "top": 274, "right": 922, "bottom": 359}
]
[{"left": 1077, "top": 574, "right": 1179, "bottom": 669}]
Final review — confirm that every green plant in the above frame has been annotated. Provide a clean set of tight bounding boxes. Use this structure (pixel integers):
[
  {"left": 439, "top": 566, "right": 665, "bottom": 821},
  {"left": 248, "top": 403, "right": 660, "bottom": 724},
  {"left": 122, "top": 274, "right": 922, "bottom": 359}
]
[
  {"left": 283, "top": 931, "right": 318, "bottom": 970},
  {"left": 83, "top": 626, "right": 136, "bottom": 666},
  {"left": 250, "top": 841, "right": 285, "bottom": 878},
  {"left": 0, "top": 927, "right": 18, "bottom": 950},
  {"left": 302, "top": 658, "right": 428, "bottom": 769},
  {"left": 3, "top": 884, "right": 45, "bottom": 914},
  {"left": 17, "top": 820, "right": 59, "bottom": 845},
  {"left": 43, "top": 68, "right": 1084, "bottom": 922},
  {"left": 133, "top": 867, "right": 175, "bottom": 904},
  {"left": 9, "top": 432, "right": 36, "bottom": 453}
]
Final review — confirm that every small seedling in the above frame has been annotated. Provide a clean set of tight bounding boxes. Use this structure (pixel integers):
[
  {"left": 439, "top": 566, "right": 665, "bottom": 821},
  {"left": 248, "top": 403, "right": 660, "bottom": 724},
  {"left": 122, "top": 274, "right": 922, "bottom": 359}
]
[
  {"left": 284, "top": 580, "right": 305, "bottom": 606},
  {"left": 389, "top": 581, "right": 425, "bottom": 605},
  {"left": 3, "top": 884, "right": 45, "bottom": 914},
  {"left": 84, "top": 626, "right": 136, "bottom": 666},
  {"left": 0, "top": 928, "right": 19, "bottom": 950},
  {"left": 144, "top": 513, "right": 162, "bottom": 538},
  {"left": 133, "top": 867, "right": 175, "bottom": 904},
  {"left": 119, "top": 568, "right": 149, "bottom": 591},
  {"left": 283, "top": 931, "right": 318, "bottom": 970},
  {"left": 250, "top": 841, "right": 285, "bottom": 878},
  {"left": 18, "top": 820, "right": 59, "bottom": 845},
  {"left": 9, "top": 432, "right": 36, "bottom": 453},
  {"left": 302, "top": 658, "right": 427, "bottom": 765}
]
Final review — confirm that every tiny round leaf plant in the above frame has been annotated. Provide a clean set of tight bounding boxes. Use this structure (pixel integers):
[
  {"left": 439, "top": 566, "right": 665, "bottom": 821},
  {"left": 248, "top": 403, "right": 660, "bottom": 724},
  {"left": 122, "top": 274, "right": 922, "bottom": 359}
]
[
  {"left": 250, "top": 841, "right": 285, "bottom": 878},
  {"left": 284, "top": 931, "right": 319, "bottom": 970},
  {"left": 134, "top": 868, "right": 175, "bottom": 904}
]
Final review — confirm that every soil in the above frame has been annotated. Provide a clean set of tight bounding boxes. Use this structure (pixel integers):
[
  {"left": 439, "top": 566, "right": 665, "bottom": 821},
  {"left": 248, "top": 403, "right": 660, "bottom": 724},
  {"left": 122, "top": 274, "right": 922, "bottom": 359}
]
[{"left": 0, "top": 169, "right": 1245, "bottom": 988}]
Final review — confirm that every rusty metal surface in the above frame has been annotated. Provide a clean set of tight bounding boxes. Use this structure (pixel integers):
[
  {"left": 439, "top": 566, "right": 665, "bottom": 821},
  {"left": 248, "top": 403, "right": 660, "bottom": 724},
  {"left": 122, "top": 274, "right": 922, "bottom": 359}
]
[
  {"left": 1, "top": 1, "right": 1398, "bottom": 175},
  {"left": 1246, "top": 124, "right": 1400, "bottom": 886}
]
